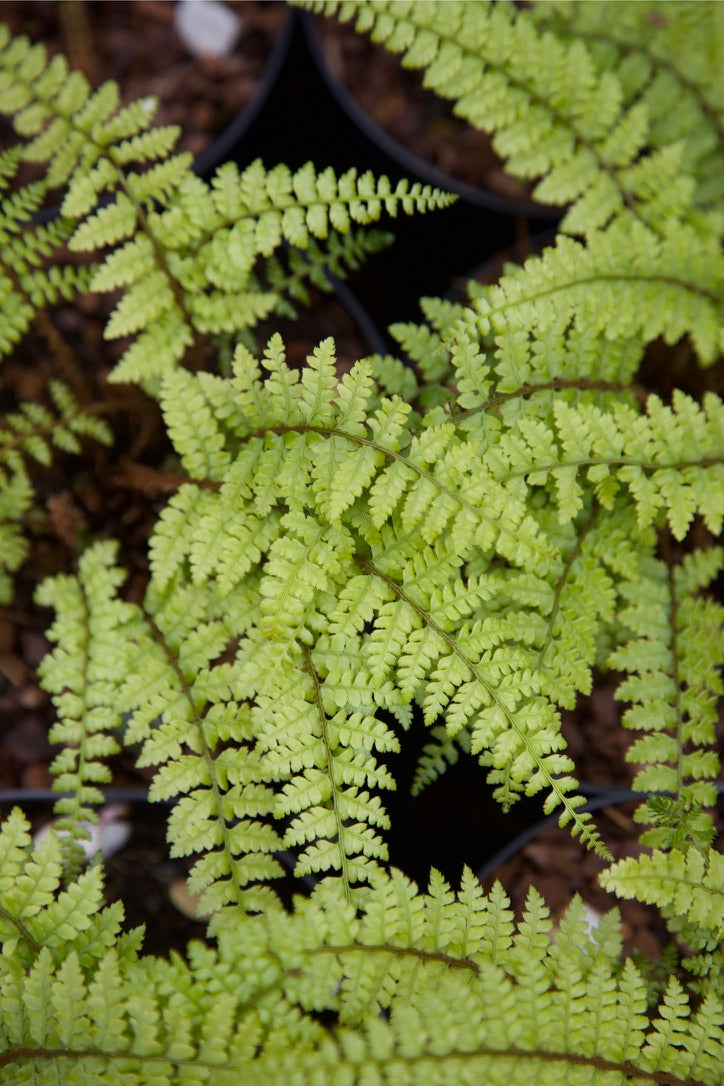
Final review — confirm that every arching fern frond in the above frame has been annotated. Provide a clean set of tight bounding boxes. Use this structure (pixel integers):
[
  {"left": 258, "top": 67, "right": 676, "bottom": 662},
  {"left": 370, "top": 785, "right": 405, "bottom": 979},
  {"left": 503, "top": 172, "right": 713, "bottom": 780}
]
[
  {"left": 0, "top": 808, "right": 136, "bottom": 974},
  {"left": 147, "top": 335, "right": 606, "bottom": 853},
  {"left": 3, "top": 842, "right": 722, "bottom": 1085},
  {"left": 461, "top": 221, "right": 724, "bottom": 366},
  {"left": 0, "top": 25, "right": 168, "bottom": 192},
  {"left": 34, "top": 542, "right": 139, "bottom": 877},
  {"left": 600, "top": 847, "right": 724, "bottom": 944},
  {"left": 0, "top": 31, "right": 453, "bottom": 389},
  {"left": 247, "top": 869, "right": 723, "bottom": 1085},
  {"left": 486, "top": 391, "right": 724, "bottom": 540},
  {"left": 300, "top": 0, "right": 714, "bottom": 239},
  {"left": 145, "top": 327, "right": 723, "bottom": 863},
  {"left": 115, "top": 577, "right": 287, "bottom": 924}
]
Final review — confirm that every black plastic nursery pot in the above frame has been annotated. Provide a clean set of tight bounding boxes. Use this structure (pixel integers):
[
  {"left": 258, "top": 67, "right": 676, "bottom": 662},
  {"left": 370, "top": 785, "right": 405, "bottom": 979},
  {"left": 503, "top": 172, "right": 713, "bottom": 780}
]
[
  {"left": 233, "top": 9, "right": 532, "bottom": 338},
  {"left": 192, "top": 2, "right": 295, "bottom": 178},
  {"left": 300, "top": 9, "right": 561, "bottom": 222}
]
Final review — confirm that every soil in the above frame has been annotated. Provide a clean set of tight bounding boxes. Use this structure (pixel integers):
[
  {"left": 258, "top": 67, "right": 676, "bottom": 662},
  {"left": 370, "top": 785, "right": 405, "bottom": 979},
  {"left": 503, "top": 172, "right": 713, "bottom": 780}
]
[{"left": 311, "top": 13, "right": 535, "bottom": 205}]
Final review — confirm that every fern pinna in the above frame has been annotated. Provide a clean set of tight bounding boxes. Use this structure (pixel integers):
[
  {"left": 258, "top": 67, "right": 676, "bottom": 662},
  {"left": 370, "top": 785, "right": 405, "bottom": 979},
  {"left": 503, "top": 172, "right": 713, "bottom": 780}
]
[{"left": 1, "top": 2, "right": 723, "bottom": 1083}]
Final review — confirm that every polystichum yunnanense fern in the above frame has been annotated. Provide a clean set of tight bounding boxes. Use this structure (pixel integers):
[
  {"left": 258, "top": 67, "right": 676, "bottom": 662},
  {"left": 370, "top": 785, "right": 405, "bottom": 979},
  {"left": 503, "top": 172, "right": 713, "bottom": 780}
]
[{"left": 0, "top": 2, "right": 722, "bottom": 1083}]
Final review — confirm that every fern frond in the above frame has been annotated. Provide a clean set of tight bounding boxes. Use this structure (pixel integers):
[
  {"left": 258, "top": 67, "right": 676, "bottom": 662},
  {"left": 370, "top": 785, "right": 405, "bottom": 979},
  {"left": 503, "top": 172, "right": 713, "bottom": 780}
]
[
  {"left": 463, "top": 222, "right": 724, "bottom": 366},
  {"left": 253, "top": 644, "right": 396, "bottom": 901},
  {"left": 34, "top": 542, "right": 139, "bottom": 876},
  {"left": 0, "top": 30, "right": 451, "bottom": 389},
  {"left": 609, "top": 547, "right": 723, "bottom": 845},
  {"left": 111, "top": 324, "right": 721, "bottom": 868},
  {"left": 3, "top": 812, "right": 722, "bottom": 1083},
  {"left": 600, "top": 847, "right": 724, "bottom": 943},
  {"left": 118, "top": 581, "right": 287, "bottom": 923},
  {"left": 0, "top": 26, "right": 165, "bottom": 190},
  {"left": 487, "top": 392, "right": 724, "bottom": 540},
  {"left": 91, "top": 161, "right": 449, "bottom": 385},
  {"left": 301, "top": 0, "right": 714, "bottom": 238},
  {"left": 147, "top": 335, "right": 611, "bottom": 851},
  {"left": 246, "top": 869, "right": 722, "bottom": 1084},
  {"left": 0, "top": 808, "right": 133, "bottom": 973}
]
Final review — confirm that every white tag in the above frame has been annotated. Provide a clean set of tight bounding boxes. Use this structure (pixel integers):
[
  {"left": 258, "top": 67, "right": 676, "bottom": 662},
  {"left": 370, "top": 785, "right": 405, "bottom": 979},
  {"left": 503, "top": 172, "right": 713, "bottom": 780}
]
[{"left": 175, "top": 0, "right": 242, "bottom": 58}]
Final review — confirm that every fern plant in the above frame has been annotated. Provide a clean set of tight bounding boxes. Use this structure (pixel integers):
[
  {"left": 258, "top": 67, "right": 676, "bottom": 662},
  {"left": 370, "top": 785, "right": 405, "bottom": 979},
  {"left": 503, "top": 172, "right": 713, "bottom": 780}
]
[{"left": 1, "top": 3, "right": 723, "bottom": 1083}]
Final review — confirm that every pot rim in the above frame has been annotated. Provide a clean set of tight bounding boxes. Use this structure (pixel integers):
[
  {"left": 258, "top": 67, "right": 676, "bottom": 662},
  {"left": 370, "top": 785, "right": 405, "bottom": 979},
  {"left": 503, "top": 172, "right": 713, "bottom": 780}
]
[{"left": 300, "top": 10, "right": 562, "bottom": 221}]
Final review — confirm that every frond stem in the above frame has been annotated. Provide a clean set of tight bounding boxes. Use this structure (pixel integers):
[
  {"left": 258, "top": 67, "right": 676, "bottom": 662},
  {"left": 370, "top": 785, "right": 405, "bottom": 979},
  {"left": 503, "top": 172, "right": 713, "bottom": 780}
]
[
  {"left": 301, "top": 645, "right": 352, "bottom": 906},
  {"left": 502, "top": 454, "right": 723, "bottom": 480},
  {"left": 451, "top": 376, "right": 638, "bottom": 425},
  {"left": 471, "top": 271, "right": 720, "bottom": 327},
  {"left": 0, "top": 902, "right": 40, "bottom": 955},
  {"left": 140, "top": 607, "right": 247, "bottom": 912},
  {"left": 309, "top": 940, "right": 480, "bottom": 974}
]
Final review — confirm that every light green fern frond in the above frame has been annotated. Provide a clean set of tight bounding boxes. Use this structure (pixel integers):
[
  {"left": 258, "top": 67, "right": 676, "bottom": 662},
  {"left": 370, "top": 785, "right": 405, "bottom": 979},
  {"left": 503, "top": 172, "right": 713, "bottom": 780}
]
[
  {"left": 462, "top": 222, "right": 724, "bottom": 366},
  {"left": 117, "top": 579, "right": 287, "bottom": 923},
  {"left": 100, "top": 160, "right": 451, "bottom": 386},
  {"left": 2, "top": 380, "right": 112, "bottom": 465},
  {"left": 4, "top": 846, "right": 722, "bottom": 1084},
  {"left": 0, "top": 812, "right": 317, "bottom": 1082},
  {"left": 146, "top": 335, "right": 605, "bottom": 853},
  {"left": 0, "top": 808, "right": 136, "bottom": 974},
  {"left": 486, "top": 391, "right": 724, "bottom": 540},
  {"left": 609, "top": 547, "right": 723, "bottom": 847},
  {"left": 139, "top": 327, "right": 723, "bottom": 869},
  {"left": 0, "top": 458, "right": 32, "bottom": 605},
  {"left": 35, "top": 542, "right": 140, "bottom": 876},
  {"left": 300, "top": 0, "right": 715, "bottom": 238},
  {"left": 33, "top": 535, "right": 287, "bottom": 922},
  {"left": 0, "top": 24, "right": 172, "bottom": 191},
  {"left": 0, "top": 30, "right": 453, "bottom": 389},
  {"left": 247, "top": 869, "right": 723, "bottom": 1085},
  {"left": 600, "top": 847, "right": 724, "bottom": 943}
]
